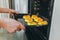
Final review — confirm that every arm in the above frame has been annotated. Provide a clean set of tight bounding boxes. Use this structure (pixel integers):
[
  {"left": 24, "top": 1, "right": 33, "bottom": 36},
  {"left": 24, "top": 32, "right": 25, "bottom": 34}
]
[
  {"left": 0, "top": 19, "right": 4, "bottom": 28},
  {"left": 0, "top": 8, "right": 10, "bottom": 13},
  {"left": 0, "top": 8, "right": 18, "bottom": 15},
  {"left": 0, "top": 18, "right": 25, "bottom": 33}
]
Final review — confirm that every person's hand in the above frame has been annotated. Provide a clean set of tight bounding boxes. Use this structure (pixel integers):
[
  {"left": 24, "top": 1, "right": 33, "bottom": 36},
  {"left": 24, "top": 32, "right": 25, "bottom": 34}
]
[
  {"left": 9, "top": 9, "right": 18, "bottom": 15},
  {"left": 0, "top": 8, "right": 18, "bottom": 15},
  {"left": 0, "top": 18, "right": 25, "bottom": 33}
]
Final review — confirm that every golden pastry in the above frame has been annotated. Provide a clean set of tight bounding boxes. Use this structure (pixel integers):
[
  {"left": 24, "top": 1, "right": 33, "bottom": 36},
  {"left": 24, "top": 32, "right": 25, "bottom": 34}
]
[
  {"left": 43, "top": 21, "right": 48, "bottom": 25},
  {"left": 38, "top": 22, "right": 43, "bottom": 25},
  {"left": 23, "top": 15, "right": 27, "bottom": 19},
  {"left": 25, "top": 18, "right": 33, "bottom": 22},
  {"left": 31, "top": 15, "right": 38, "bottom": 19},
  {"left": 34, "top": 19, "right": 39, "bottom": 22},
  {"left": 24, "top": 17, "right": 31, "bottom": 20},
  {"left": 38, "top": 17, "right": 43, "bottom": 21},
  {"left": 34, "top": 18, "right": 43, "bottom": 22},
  {"left": 27, "top": 22, "right": 37, "bottom": 25},
  {"left": 38, "top": 19, "right": 43, "bottom": 22},
  {"left": 37, "top": 17, "right": 42, "bottom": 20},
  {"left": 23, "top": 15, "right": 31, "bottom": 19}
]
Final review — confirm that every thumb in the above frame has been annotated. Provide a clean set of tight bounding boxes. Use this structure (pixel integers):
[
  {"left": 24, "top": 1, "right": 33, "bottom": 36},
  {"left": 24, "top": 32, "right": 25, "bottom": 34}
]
[{"left": 19, "top": 23, "right": 25, "bottom": 30}]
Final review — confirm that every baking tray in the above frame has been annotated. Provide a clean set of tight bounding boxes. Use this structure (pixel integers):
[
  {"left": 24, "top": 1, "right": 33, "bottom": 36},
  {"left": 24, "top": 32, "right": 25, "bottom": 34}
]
[{"left": 13, "top": 14, "right": 49, "bottom": 40}]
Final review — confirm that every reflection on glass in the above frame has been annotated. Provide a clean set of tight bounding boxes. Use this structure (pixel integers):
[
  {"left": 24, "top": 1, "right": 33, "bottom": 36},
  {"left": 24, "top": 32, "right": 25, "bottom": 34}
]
[{"left": 15, "top": 0, "right": 28, "bottom": 14}]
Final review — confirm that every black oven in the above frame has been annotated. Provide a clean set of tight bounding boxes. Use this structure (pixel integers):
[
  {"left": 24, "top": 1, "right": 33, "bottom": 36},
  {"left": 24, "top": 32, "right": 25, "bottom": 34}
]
[{"left": 9, "top": 0, "right": 54, "bottom": 40}]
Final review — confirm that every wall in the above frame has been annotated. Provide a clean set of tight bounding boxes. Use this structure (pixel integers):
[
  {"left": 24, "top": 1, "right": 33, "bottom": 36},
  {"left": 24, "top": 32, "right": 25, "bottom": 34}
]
[
  {"left": 0, "top": 0, "right": 10, "bottom": 18},
  {"left": 49, "top": 0, "right": 60, "bottom": 40}
]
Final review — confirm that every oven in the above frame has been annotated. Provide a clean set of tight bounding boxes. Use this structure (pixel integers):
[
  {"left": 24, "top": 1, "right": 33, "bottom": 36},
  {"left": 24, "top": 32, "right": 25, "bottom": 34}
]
[{"left": 9, "top": 0, "right": 54, "bottom": 40}]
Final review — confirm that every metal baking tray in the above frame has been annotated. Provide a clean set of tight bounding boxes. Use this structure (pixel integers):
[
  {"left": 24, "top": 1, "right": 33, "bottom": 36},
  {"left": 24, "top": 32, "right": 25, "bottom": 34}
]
[
  {"left": 13, "top": 14, "right": 49, "bottom": 40},
  {"left": 15, "top": 18, "right": 48, "bottom": 40}
]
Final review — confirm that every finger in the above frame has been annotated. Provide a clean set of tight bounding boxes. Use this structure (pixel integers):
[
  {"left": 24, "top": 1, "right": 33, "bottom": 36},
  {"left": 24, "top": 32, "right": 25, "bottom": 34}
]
[
  {"left": 10, "top": 9, "right": 18, "bottom": 14},
  {"left": 9, "top": 11, "right": 13, "bottom": 16},
  {"left": 19, "top": 23, "right": 26, "bottom": 30},
  {"left": 9, "top": 9, "right": 18, "bottom": 14},
  {"left": 10, "top": 14, "right": 14, "bottom": 16},
  {"left": 17, "top": 26, "right": 21, "bottom": 31},
  {"left": 14, "top": 11, "right": 18, "bottom": 14},
  {"left": 5, "top": 27, "right": 16, "bottom": 34}
]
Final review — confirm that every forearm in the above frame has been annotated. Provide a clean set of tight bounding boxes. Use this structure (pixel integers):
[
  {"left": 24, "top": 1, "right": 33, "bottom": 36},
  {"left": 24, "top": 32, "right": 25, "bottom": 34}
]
[
  {"left": 0, "top": 8, "right": 10, "bottom": 13},
  {"left": 0, "top": 19, "right": 3, "bottom": 27}
]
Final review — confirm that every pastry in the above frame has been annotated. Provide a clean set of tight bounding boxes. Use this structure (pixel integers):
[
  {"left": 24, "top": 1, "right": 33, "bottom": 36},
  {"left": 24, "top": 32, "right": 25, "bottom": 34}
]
[
  {"left": 23, "top": 15, "right": 31, "bottom": 19},
  {"left": 38, "top": 21, "right": 44, "bottom": 26},
  {"left": 27, "top": 22, "right": 37, "bottom": 25},
  {"left": 31, "top": 15, "right": 38, "bottom": 19},
  {"left": 34, "top": 17, "right": 43, "bottom": 22},
  {"left": 25, "top": 19, "right": 33, "bottom": 22},
  {"left": 43, "top": 21, "right": 48, "bottom": 25}
]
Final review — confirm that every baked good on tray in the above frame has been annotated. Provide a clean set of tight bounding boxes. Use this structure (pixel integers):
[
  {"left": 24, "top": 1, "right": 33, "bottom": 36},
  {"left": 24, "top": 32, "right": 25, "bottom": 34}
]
[
  {"left": 27, "top": 22, "right": 37, "bottom": 25},
  {"left": 23, "top": 15, "right": 48, "bottom": 26}
]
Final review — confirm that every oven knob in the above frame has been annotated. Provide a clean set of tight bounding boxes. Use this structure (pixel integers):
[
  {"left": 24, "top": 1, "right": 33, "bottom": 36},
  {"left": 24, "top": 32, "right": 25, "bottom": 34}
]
[
  {"left": 34, "top": 7, "right": 37, "bottom": 10},
  {"left": 34, "top": 4, "right": 37, "bottom": 7},
  {"left": 34, "top": 1, "right": 37, "bottom": 3},
  {"left": 37, "top": 8, "right": 40, "bottom": 10}
]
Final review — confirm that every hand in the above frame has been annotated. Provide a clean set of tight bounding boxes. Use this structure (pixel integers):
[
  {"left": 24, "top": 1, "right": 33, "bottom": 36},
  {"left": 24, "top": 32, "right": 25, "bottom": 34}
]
[
  {"left": 9, "top": 9, "right": 18, "bottom": 15},
  {"left": 0, "top": 18, "right": 25, "bottom": 33},
  {"left": 0, "top": 8, "right": 18, "bottom": 15}
]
